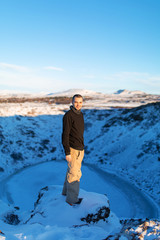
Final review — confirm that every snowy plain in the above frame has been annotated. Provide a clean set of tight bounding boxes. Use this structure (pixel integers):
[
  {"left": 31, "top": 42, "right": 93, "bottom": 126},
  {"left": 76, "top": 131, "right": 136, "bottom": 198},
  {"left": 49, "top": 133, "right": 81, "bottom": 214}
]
[{"left": 0, "top": 89, "right": 160, "bottom": 239}]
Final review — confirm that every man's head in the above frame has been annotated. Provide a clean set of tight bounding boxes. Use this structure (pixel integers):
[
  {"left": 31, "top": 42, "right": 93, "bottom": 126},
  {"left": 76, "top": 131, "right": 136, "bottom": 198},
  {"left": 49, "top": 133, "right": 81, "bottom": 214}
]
[{"left": 72, "top": 94, "right": 83, "bottom": 111}]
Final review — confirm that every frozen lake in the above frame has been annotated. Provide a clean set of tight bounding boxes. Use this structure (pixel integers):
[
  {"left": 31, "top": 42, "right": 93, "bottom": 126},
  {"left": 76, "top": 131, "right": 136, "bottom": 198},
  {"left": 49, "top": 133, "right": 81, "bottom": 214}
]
[{"left": 0, "top": 160, "right": 159, "bottom": 218}]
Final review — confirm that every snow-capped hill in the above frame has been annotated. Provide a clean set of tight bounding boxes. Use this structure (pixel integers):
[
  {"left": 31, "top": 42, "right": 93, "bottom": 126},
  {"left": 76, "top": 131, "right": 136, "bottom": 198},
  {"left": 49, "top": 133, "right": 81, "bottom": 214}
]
[
  {"left": 48, "top": 88, "right": 104, "bottom": 97},
  {"left": 0, "top": 88, "right": 106, "bottom": 100},
  {"left": 0, "top": 90, "right": 27, "bottom": 98},
  {"left": 0, "top": 90, "right": 48, "bottom": 98},
  {"left": 114, "top": 89, "right": 146, "bottom": 96}
]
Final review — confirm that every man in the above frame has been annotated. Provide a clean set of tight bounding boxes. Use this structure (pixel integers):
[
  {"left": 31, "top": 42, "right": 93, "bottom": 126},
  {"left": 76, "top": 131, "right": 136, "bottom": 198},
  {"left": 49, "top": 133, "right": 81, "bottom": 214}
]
[{"left": 62, "top": 94, "right": 84, "bottom": 206}]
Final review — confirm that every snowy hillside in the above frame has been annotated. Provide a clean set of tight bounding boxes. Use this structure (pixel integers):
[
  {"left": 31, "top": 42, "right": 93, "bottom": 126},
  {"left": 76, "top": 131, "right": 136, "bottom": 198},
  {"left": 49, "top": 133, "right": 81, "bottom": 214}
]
[
  {"left": 83, "top": 102, "right": 160, "bottom": 206},
  {"left": 114, "top": 89, "right": 146, "bottom": 95},
  {"left": 0, "top": 89, "right": 160, "bottom": 239},
  {"left": 47, "top": 88, "right": 104, "bottom": 97}
]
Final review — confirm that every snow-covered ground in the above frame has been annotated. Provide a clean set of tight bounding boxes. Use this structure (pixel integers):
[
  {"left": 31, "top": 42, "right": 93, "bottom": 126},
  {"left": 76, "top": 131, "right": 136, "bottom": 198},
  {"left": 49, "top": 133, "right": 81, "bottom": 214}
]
[
  {"left": 0, "top": 161, "right": 120, "bottom": 239},
  {"left": 0, "top": 89, "right": 160, "bottom": 239}
]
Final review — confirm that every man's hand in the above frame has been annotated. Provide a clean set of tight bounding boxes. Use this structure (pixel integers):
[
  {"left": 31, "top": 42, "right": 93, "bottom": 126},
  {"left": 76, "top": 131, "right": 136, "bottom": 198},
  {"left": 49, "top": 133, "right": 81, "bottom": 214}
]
[{"left": 66, "top": 154, "right": 72, "bottom": 162}]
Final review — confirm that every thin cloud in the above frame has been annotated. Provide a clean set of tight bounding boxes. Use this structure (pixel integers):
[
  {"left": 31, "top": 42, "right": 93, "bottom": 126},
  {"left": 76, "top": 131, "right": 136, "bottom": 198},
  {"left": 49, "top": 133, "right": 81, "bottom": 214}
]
[
  {"left": 103, "top": 71, "right": 160, "bottom": 92},
  {"left": 138, "top": 75, "right": 160, "bottom": 86},
  {"left": 0, "top": 62, "right": 29, "bottom": 72},
  {"left": 0, "top": 70, "right": 57, "bottom": 92},
  {"left": 44, "top": 66, "right": 64, "bottom": 72},
  {"left": 112, "top": 72, "right": 149, "bottom": 79},
  {"left": 104, "top": 71, "right": 150, "bottom": 83},
  {"left": 0, "top": 66, "right": 68, "bottom": 92}
]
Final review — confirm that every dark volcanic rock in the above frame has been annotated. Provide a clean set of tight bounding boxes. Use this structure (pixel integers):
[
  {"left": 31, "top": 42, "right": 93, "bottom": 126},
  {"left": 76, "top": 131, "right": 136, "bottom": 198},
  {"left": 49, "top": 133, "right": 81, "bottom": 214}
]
[{"left": 81, "top": 206, "right": 110, "bottom": 223}]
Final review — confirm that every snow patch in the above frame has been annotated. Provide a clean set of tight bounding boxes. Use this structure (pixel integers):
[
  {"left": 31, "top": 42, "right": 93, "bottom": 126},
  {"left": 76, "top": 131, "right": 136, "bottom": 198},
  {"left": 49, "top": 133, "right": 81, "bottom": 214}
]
[{"left": 0, "top": 186, "right": 121, "bottom": 240}]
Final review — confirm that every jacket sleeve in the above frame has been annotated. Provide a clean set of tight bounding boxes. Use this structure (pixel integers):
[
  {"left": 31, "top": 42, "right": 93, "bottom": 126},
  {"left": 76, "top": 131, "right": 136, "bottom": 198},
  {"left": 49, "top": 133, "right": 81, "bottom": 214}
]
[{"left": 62, "top": 113, "right": 72, "bottom": 155}]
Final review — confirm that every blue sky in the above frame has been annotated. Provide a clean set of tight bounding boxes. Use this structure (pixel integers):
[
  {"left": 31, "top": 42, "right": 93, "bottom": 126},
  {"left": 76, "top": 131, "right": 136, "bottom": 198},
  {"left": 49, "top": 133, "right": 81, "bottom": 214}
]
[{"left": 0, "top": 0, "right": 160, "bottom": 94}]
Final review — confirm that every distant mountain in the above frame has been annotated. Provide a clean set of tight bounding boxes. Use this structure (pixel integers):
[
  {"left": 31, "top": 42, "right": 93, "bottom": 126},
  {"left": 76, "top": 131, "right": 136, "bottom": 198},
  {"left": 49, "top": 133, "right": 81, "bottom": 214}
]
[
  {"left": 0, "top": 88, "right": 153, "bottom": 99},
  {"left": 0, "top": 89, "right": 105, "bottom": 98},
  {"left": 0, "top": 90, "right": 47, "bottom": 98},
  {"left": 114, "top": 89, "right": 147, "bottom": 95},
  {"left": 48, "top": 88, "right": 105, "bottom": 97}
]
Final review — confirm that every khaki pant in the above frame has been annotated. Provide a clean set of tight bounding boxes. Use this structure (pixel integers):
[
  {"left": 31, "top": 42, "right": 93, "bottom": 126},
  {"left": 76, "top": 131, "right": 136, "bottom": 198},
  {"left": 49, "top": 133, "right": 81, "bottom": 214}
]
[{"left": 62, "top": 147, "right": 84, "bottom": 204}]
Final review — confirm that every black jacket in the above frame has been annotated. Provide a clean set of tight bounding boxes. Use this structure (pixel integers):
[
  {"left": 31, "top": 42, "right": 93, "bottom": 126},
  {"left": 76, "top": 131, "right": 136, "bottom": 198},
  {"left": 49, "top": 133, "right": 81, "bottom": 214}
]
[{"left": 62, "top": 106, "right": 84, "bottom": 155}]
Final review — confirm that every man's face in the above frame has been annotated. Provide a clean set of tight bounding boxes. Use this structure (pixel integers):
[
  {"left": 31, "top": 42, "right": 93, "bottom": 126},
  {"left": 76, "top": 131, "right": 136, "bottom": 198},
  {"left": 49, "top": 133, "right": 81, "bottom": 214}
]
[{"left": 72, "top": 97, "right": 83, "bottom": 111}]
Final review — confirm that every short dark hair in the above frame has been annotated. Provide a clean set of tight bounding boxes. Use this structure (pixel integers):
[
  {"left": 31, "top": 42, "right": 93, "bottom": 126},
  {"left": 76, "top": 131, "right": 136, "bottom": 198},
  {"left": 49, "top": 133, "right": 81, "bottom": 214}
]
[{"left": 72, "top": 94, "right": 83, "bottom": 102}]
